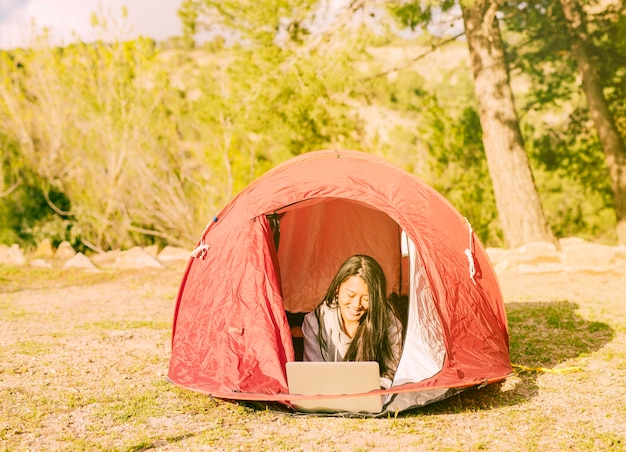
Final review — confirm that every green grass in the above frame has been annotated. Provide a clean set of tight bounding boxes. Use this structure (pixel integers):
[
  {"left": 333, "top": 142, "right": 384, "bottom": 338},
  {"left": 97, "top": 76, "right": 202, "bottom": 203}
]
[
  {"left": 79, "top": 320, "right": 172, "bottom": 331},
  {"left": 0, "top": 265, "right": 119, "bottom": 293},
  {"left": 0, "top": 300, "right": 29, "bottom": 320},
  {"left": 11, "top": 339, "right": 53, "bottom": 356},
  {"left": 507, "top": 300, "right": 614, "bottom": 368},
  {"left": 1, "top": 269, "right": 625, "bottom": 451}
]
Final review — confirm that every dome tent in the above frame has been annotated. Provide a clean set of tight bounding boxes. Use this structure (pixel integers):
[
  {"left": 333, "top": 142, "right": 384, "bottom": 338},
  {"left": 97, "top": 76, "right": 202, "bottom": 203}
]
[{"left": 167, "top": 149, "right": 511, "bottom": 414}]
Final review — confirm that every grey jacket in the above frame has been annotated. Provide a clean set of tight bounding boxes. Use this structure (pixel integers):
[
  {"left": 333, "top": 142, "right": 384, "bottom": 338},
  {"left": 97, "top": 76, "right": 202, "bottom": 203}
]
[{"left": 301, "top": 302, "right": 403, "bottom": 387}]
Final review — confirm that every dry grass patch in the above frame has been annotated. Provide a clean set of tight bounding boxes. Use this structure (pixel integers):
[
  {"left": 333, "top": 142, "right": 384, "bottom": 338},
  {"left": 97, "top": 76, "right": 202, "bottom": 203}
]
[{"left": 1, "top": 268, "right": 625, "bottom": 451}]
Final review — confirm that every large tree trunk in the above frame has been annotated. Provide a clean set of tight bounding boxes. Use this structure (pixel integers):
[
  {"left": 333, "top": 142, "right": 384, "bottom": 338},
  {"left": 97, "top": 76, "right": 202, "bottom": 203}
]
[
  {"left": 461, "top": 1, "right": 556, "bottom": 248},
  {"left": 560, "top": 0, "right": 626, "bottom": 245}
]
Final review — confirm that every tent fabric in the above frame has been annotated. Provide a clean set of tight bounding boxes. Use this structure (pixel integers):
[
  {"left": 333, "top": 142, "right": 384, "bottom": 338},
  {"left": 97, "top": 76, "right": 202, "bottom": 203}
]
[
  {"left": 393, "top": 235, "right": 446, "bottom": 386},
  {"left": 168, "top": 149, "right": 512, "bottom": 413}
]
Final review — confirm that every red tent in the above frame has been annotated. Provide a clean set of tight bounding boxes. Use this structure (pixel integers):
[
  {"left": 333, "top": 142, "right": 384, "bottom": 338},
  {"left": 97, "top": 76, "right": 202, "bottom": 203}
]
[{"left": 168, "top": 149, "right": 511, "bottom": 413}]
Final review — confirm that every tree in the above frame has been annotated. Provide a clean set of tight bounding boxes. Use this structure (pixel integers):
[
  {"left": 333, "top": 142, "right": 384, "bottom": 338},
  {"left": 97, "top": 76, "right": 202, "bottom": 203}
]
[
  {"left": 558, "top": 0, "right": 626, "bottom": 244},
  {"left": 182, "top": 0, "right": 557, "bottom": 248},
  {"left": 381, "top": 0, "right": 557, "bottom": 247},
  {"left": 459, "top": 0, "right": 556, "bottom": 247},
  {"left": 0, "top": 38, "right": 213, "bottom": 250},
  {"left": 499, "top": 0, "right": 626, "bottom": 244}
]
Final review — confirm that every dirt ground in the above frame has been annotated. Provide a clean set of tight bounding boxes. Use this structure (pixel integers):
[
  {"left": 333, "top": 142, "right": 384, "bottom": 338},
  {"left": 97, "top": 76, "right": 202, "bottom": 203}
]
[{"left": 1, "top": 266, "right": 625, "bottom": 451}]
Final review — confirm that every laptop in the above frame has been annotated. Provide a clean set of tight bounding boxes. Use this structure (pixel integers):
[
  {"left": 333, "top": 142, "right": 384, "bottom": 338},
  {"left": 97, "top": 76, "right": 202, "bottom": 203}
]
[{"left": 285, "top": 361, "right": 383, "bottom": 414}]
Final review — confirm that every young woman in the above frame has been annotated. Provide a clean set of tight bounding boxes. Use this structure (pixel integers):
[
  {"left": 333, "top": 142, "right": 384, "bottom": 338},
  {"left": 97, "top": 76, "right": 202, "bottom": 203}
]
[{"left": 302, "top": 255, "right": 403, "bottom": 388}]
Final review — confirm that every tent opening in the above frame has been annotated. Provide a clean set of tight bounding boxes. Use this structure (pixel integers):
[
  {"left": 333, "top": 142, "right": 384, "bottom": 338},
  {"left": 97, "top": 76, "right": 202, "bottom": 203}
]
[{"left": 267, "top": 197, "right": 446, "bottom": 385}]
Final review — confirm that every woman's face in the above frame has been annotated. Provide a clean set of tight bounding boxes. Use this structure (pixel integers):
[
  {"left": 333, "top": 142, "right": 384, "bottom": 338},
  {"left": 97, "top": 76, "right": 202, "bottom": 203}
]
[{"left": 337, "top": 275, "right": 370, "bottom": 324}]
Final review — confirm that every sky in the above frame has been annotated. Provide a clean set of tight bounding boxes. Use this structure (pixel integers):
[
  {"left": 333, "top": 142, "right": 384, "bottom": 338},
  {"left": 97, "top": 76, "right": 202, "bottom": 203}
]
[{"left": 0, "top": 0, "right": 184, "bottom": 49}]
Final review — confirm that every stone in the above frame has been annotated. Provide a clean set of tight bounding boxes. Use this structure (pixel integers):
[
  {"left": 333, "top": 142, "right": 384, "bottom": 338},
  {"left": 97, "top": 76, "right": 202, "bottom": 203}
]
[
  {"left": 30, "top": 258, "right": 53, "bottom": 269},
  {"left": 493, "top": 259, "right": 514, "bottom": 273},
  {"left": 510, "top": 241, "right": 561, "bottom": 265},
  {"left": 114, "top": 246, "right": 163, "bottom": 269},
  {"left": 563, "top": 243, "right": 616, "bottom": 270},
  {"left": 55, "top": 241, "right": 77, "bottom": 260},
  {"left": 0, "top": 244, "right": 26, "bottom": 266},
  {"left": 91, "top": 250, "right": 120, "bottom": 268},
  {"left": 63, "top": 253, "right": 98, "bottom": 270},
  {"left": 33, "top": 238, "right": 54, "bottom": 257},
  {"left": 611, "top": 260, "right": 626, "bottom": 274},
  {"left": 485, "top": 247, "right": 509, "bottom": 266},
  {"left": 614, "top": 246, "right": 626, "bottom": 260},
  {"left": 144, "top": 244, "right": 160, "bottom": 258},
  {"left": 559, "top": 237, "right": 590, "bottom": 249},
  {"left": 518, "top": 262, "right": 565, "bottom": 274},
  {"left": 158, "top": 246, "right": 191, "bottom": 262}
]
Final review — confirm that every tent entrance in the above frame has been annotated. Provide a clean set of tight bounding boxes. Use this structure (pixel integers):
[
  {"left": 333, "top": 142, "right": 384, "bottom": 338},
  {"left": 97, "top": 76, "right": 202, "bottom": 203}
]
[
  {"left": 267, "top": 197, "right": 445, "bottom": 387},
  {"left": 271, "top": 197, "right": 406, "bottom": 315},
  {"left": 267, "top": 197, "right": 405, "bottom": 362}
]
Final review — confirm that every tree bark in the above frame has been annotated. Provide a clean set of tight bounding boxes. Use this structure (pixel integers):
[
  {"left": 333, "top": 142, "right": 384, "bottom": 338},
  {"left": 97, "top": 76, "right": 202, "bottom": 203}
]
[
  {"left": 560, "top": 0, "right": 626, "bottom": 245},
  {"left": 461, "top": 1, "right": 556, "bottom": 248}
]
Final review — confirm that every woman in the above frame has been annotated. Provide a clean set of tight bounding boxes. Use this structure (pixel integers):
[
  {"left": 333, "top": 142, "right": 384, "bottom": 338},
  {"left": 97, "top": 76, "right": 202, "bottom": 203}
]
[{"left": 302, "top": 255, "right": 403, "bottom": 388}]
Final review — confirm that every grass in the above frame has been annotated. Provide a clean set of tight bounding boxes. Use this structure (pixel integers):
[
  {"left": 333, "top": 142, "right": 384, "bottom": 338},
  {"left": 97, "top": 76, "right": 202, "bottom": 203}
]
[
  {"left": 0, "top": 267, "right": 625, "bottom": 451},
  {"left": 507, "top": 300, "right": 614, "bottom": 368},
  {"left": 0, "top": 265, "right": 119, "bottom": 293}
]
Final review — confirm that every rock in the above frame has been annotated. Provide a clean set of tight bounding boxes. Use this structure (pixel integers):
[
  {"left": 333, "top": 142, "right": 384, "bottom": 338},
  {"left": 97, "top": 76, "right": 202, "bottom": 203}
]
[
  {"left": 91, "top": 250, "right": 120, "bottom": 268},
  {"left": 63, "top": 253, "right": 98, "bottom": 270},
  {"left": 563, "top": 243, "right": 616, "bottom": 271},
  {"left": 510, "top": 241, "right": 561, "bottom": 265},
  {"left": 490, "top": 239, "right": 623, "bottom": 274},
  {"left": 114, "top": 246, "right": 163, "bottom": 269},
  {"left": 518, "top": 262, "right": 565, "bottom": 274},
  {"left": 56, "top": 241, "right": 77, "bottom": 260},
  {"left": 485, "top": 247, "right": 508, "bottom": 266},
  {"left": 144, "top": 244, "right": 160, "bottom": 258},
  {"left": 30, "top": 258, "right": 53, "bottom": 269},
  {"left": 611, "top": 260, "right": 626, "bottom": 274},
  {"left": 615, "top": 246, "right": 626, "bottom": 260},
  {"left": 157, "top": 246, "right": 191, "bottom": 262},
  {"left": 494, "top": 259, "right": 513, "bottom": 273},
  {"left": 559, "top": 237, "right": 590, "bottom": 249},
  {"left": 0, "top": 244, "right": 26, "bottom": 266},
  {"left": 33, "top": 238, "right": 54, "bottom": 257}
]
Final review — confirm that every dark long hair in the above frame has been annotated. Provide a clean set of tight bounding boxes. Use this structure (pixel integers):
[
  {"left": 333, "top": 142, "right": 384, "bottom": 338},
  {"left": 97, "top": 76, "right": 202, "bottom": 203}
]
[{"left": 315, "top": 254, "right": 398, "bottom": 376}]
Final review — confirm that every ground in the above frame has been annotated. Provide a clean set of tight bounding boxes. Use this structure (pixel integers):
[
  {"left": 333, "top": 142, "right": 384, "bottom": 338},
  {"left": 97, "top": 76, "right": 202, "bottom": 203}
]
[{"left": 1, "top": 266, "right": 625, "bottom": 451}]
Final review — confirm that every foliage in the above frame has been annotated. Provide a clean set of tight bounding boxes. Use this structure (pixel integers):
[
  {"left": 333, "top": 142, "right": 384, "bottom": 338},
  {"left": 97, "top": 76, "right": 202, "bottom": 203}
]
[
  {"left": 423, "top": 103, "right": 502, "bottom": 245},
  {"left": 0, "top": 1, "right": 625, "bottom": 249},
  {"left": 0, "top": 5, "right": 367, "bottom": 250},
  {"left": 589, "top": 0, "right": 626, "bottom": 191},
  {"left": 0, "top": 131, "right": 72, "bottom": 247},
  {"left": 0, "top": 19, "right": 361, "bottom": 250},
  {"left": 501, "top": 0, "right": 624, "bottom": 242}
]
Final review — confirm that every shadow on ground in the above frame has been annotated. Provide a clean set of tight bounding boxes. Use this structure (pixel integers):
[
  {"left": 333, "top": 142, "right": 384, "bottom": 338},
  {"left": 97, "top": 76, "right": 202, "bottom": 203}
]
[
  {"left": 410, "top": 300, "right": 615, "bottom": 416},
  {"left": 202, "top": 300, "right": 615, "bottom": 418}
]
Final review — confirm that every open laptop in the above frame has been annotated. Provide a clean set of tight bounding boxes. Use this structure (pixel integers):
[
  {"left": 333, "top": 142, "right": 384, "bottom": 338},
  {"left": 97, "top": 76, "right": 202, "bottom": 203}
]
[{"left": 285, "top": 361, "right": 383, "bottom": 414}]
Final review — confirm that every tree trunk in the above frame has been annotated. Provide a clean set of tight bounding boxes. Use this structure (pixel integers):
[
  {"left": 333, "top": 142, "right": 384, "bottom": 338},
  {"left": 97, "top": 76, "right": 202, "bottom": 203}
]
[
  {"left": 560, "top": 0, "right": 626, "bottom": 245},
  {"left": 461, "top": 1, "right": 556, "bottom": 248}
]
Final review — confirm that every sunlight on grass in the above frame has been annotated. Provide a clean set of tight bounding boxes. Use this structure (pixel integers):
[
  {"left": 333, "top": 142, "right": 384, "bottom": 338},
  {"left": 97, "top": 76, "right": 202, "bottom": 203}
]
[
  {"left": 107, "top": 387, "right": 167, "bottom": 424},
  {"left": 0, "top": 300, "right": 29, "bottom": 320},
  {"left": 0, "top": 265, "right": 119, "bottom": 293},
  {"left": 172, "top": 387, "right": 220, "bottom": 415},
  {"left": 79, "top": 319, "right": 171, "bottom": 331},
  {"left": 2, "top": 272, "right": 624, "bottom": 451},
  {"left": 11, "top": 339, "right": 53, "bottom": 356}
]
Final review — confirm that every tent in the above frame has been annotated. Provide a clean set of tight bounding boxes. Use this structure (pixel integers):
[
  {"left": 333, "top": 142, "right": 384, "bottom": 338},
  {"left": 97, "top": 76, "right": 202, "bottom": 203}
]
[{"left": 168, "top": 149, "right": 512, "bottom": 414}]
